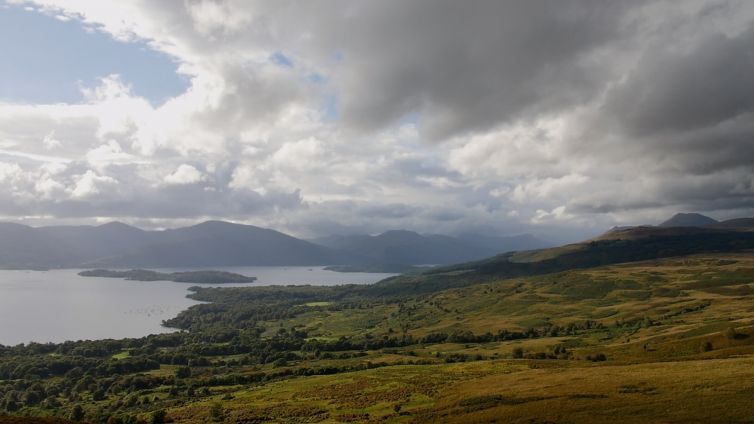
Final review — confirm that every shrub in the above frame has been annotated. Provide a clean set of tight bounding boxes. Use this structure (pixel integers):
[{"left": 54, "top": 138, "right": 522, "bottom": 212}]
[
  {"left": 586, "top": 353, "right": 607, "bottom": 362},
  {"left": 175, "top": 366, "right": 191, "bottom": 379},
  {"left": 70, "top": 404, "right": 85, "bottom": 421},
  {"left": 151, "top": 409, "right": 167, "bottom": 424},
  {"left": 209, "top": 402, "right": 224, "bottom": 422}
]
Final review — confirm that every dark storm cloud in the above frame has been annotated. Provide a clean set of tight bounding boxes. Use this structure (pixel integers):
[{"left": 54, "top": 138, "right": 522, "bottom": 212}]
[
  {"left": 605, "top": 24, "right": 754, "bottom": 137},
  {"left": 313, "top": 0, "right": 638, "bottom": 140}
]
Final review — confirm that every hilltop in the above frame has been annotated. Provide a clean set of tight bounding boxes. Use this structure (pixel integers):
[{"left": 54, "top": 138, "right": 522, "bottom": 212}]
[{"left": 658, "top": 212, "right": 718, "bottom": 227}]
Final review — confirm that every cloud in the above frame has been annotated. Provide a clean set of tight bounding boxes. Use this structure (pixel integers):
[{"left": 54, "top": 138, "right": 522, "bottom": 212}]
[
  {"left": 0, "top": 0, "right": 753, "bottom": 240},
  {"left": 164, "top": 164, "right": 204, "bottom": 185},
  {"left": 71, "top": 170, "right": 118, "bottom": 199},
  {"left": 0, "top": 162, "right": 23, "bottom": 183},
  {"left": 42, "top": 131, "right": 62, "bottom": 150}
]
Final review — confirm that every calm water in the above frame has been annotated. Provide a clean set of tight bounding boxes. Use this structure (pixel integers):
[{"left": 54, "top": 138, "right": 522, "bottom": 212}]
[{"left": 0, "top": 267, "right": 395, "bottom": 346}]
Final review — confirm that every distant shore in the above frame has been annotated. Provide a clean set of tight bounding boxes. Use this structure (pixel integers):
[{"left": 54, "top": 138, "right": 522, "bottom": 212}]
[{"left": 78, "top": 269, "right": 257, "bottom": 284}]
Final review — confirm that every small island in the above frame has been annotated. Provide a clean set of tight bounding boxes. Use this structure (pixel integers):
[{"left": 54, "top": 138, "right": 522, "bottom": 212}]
[{"left": 78, "top": 269, "right": 257, "bottom": 284}]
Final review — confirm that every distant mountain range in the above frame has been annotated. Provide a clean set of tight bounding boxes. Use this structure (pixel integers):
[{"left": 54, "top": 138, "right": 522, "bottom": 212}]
[
  {"left": 0, "top": 221, "right": 348, "bottom": 269},
  {"left": 310, "top": 230, "right": 549, "bottom": 266},
  {"left": 659, "top": 212, "right": 719, "bottom": 227},
  {"left": 658, "top": 212, "right": 754, "bottom": 229},
  {"left": 3, "top": 212, "right": 747, "bottom": 271},
  {"left": 0, "top": 221, "right": 550, "bottom": 270},
  {"left": 373, "top": 215, "right": 754, "bottom": 296}
]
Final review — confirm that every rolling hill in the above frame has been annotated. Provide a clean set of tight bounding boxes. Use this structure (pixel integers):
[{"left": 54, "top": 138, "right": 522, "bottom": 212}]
[
  {"left": 370, "top": 223, "right": 754, "bottom": 296},
  {"left": 658, "top": 212, "right": 718, "bottom": 227},
  {"left": 87, "top": 221, "right": 354, "bottom": 268},
  {"left": 0, "top": 221, "right": 355, "bottom": 269}
]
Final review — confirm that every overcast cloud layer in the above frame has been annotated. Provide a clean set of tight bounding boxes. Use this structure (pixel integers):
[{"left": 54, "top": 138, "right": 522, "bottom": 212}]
[{"left": 1, "top": 0, "right": 754, "bottom": 241}]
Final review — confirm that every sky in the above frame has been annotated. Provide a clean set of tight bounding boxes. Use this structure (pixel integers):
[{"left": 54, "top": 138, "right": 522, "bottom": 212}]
[{"left": 1, "top": 0, "right": 754, "bottom": 242}]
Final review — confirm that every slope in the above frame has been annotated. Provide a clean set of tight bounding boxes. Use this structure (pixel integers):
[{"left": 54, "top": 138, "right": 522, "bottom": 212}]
[
  {"left": 311, "top": 230, "right": 532, "bottom": 265},
  {"left": 368, "top": 225, "right": 754, "bottom": 296},
  {"left": 659, "top": 212, "right": 717, "bottom": 227},
  {"left": 88, "top": 221, "right": 355, "bottom": 267}
]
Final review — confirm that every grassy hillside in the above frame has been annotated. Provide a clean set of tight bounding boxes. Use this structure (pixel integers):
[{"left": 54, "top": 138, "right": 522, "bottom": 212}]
[
  {"left": 364, "top": 226, "right": 754, "bottom": 297},
  {"left": 167, "top": 356, "right": 754, "bottom": 423},
  {"left": 4, "top": 241, "right": 754, "bottom": 422},
  {"left": 165, "top": 253, "right": 754, "bottom": 423}
]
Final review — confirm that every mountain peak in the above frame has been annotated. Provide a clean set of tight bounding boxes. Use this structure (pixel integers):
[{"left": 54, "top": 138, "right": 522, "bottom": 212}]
[
  {"left": 97, "top": 221, "right": 140, "bottom": 230},
  {"left": 659, "top": 213, "right": 717, "bottom": 228},
  {"left": 378, "top": 229, "right": 420, "bottom": 237}
]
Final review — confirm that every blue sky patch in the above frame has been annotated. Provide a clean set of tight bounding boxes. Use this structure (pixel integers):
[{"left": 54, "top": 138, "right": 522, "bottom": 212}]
[{"left": 0, "top": 4, "right": 188, "bottom": 105}]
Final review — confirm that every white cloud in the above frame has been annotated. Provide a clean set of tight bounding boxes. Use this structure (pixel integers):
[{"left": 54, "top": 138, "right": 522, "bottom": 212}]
[
  {"left": 164, "top": 164, "right": 204, "bottom": 185},
  {"left": 86, "top": 140, "right": 137, "bottom": 169},
  {"left": 42, "top": 131, "right": 62, "bottom": 150},
  {"left": 531, "top": 206, "right": 572, "bottom": 225},
  {"left": 0, "top": 162, "right": 23, "bottom": 183},
  {"left": 71, "top": 170, "right": 118, "bottom": 199}
]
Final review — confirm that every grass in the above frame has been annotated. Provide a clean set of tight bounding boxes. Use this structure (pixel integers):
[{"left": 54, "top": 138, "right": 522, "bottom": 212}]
[
  {"left": 166, "top": 356, "right": 754, "bottom": 423},
  {"left": 111, "top": 351, "right": 131, "bottom": 360},
  {"left": 303, "top": 301, "right": 333, "bottom": 307},
  {"left": 275, "top": 254, "right": 754, "bottom": 342}
]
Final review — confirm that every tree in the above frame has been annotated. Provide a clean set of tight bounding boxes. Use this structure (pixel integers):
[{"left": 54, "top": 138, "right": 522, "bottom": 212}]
[
  {"left": 151, "top": 409, "right": 167, "bottom": 424},
  {"left": 4, "top": 400, "right": 19, "bottom": 413},
  {"left": 512, "top": 347, "right": 524, "bottom": 359},
  {"left": 70, "top": 404, "right": 85, "bottom": 421},
  {"left": 175, "top": 366, "right": 191, "bottom": 379},
  {"left": 586, "top": 353, "right": 607, "bottom": 362},
  {"left": 92, "top": 388, "right": 107, "bottom": 401},
  {"left": 209, "top": 402, "right": 224, "bottom": 422}
]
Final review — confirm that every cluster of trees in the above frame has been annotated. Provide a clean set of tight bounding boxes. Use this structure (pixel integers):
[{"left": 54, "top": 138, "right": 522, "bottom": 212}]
[
  {"left": 613, "top": 316, "right": 659, "bottom": 329},
  {"left": 418, "top": 320, "right": 605, "bottom": 345},
  {"left": 0, "top": 370, "right": 172, "bottom": 413},
  {"left": 0, "top": 356, "right": 158, "bottom": 380}
]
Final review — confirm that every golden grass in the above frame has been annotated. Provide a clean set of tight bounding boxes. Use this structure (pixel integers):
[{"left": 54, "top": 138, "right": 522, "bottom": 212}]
[{"left": 167, "top": 356, "right": 754, "bottom": 423}]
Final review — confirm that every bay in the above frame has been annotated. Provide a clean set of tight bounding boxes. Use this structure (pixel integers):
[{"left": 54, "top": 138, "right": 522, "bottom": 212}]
[{"left": 0, "top": 267, "right": 394, "bottom": 346}]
